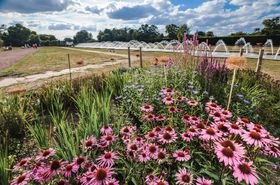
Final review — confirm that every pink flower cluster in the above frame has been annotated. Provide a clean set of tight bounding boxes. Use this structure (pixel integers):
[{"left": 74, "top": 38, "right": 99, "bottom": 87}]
[
  {"left": 11, "top": 87, "right": 280, "bottom": 185},
  {"left": 11, "top": 125, "right": 119, "bottom": 185}
]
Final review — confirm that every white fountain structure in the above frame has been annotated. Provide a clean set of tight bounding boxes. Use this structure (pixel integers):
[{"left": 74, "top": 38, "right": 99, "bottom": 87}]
[
  {"left": 263, "top": 39, "right": 274, "bottom": 55},
  {"left": 76, "top": 38, "right": 280, "bottom": 60}
]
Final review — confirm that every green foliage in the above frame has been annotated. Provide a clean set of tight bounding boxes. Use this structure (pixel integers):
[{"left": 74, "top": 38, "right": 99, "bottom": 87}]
[
  {"left": 262, "top": 16, "right": 280, "bottom": 36},
  {"left": 0, "top": 135, "right": 13, "bottom": 185},
  {"left": 3, "top": 24, "right": 31, "bottom": 46},
  {"left": 165, "top": 24, "right": 179, "bottom": 40},
  {"left": 74, "top": 30, "right": 93, "bottom": 44}
]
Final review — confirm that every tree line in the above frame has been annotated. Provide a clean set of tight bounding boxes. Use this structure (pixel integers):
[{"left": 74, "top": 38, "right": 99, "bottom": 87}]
[{"left": 0, "top": 16, "right": 279, "bottom": 47}]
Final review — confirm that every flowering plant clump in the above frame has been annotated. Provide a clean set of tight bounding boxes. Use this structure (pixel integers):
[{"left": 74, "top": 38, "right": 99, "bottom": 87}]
[
  {"left": 10, "top": 64, "right": 280, "bottom": 184},
  {"left": 11, "top": 86, "right": 280, "bottom": 184}
]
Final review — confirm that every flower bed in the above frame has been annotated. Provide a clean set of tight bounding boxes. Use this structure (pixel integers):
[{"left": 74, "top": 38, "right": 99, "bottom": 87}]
[{"left": 10, "top": 65, "right": 280, "bottom": 185}]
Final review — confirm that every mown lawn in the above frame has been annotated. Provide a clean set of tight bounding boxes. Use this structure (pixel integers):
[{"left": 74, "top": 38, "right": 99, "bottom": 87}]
[{"left": 0, "top": 47, "right": 125, "bottom": 77}]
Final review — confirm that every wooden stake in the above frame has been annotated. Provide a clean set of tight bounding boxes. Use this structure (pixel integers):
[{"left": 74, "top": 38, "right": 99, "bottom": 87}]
[
  {"left": 140, "top": 47, "right": 143, "bottom": 68},
  {"left": 255, "top": 49, "right": 264, "bottom": 77},
  {"left": 227, "top": 68, "right": 237, "bottom": 110},
  {"left": 67, "top": 54, "right": 72, "bottom": 83},
  {"left": 239, "top": 48, "right": 244, "bottom": 56},
  {"left": 128, "top": 47, "right": 131, "bottom": 68}
]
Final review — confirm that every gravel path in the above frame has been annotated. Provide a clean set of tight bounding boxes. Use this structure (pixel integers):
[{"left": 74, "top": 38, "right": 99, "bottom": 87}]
[
  {"left": 0, "top": 48, "right": 38, "bottom": 70},
  {"left": 0, "top": 48, "right": 137, "bottom": 88}
]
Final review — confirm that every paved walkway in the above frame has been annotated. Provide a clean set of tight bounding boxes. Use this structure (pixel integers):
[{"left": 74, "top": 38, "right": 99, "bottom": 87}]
[
  {"left": 0, "top": 48, "right": 137, "bottom": 88},
  {"left": 0, "top": 48, "right": 38, "bottom": 70}
]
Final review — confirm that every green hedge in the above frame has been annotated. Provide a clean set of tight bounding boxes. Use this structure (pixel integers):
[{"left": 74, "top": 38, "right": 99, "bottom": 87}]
[{"left": 198, "top": 36, "right": 280, "bottom": 46}]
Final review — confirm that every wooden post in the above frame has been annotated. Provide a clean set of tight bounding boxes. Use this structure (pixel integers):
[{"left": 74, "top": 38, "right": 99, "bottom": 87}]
[
  {"left": 255, "top": 49, "right": 264, "bottom": 77},
  {"left": 239, "top": 48, "right": 244, "bottom": 56},
  {"left": 227, "top": 68, "right": 237, "bottom": 110},
  {"left": 140, "top": 47, "right": 143, "bottom": 68},
  {"left": 67, "top": 54, "right": 72, "bottom": 83},
  {"left": 128, "top": 47, "right": 131, "bottom": 68}
]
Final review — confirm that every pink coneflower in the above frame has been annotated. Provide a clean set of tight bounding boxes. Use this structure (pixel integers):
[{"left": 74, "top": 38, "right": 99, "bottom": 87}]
[
  {"left": 11, "top": 172, "right": 31, "bottom": 185},
  {"left": 135, "top": 136, "right": 144, "bottom": 146},
  {"left": 79, "top": 171, "right": 94, "bottom": 184},
  {"left": 264, "top": 134, "right": 280, "bottom": 147},
  {"left": 141, "top": 104, "right": 154, "bottom": 112},
  {"left": 215, "top": 140, "right": 245, "bottom": 166},
  {"left": 189, "top": 116, "right": 201, "bottom": 125},
  {"left": 162, "top": 97, "right": 174, "bottom": 105},
  {"left": 106, "top": 178, "right": 119, "bottom": 185},
  {"left": 139, "top": 151, "right": 151, "bottom": 163},
  {"left": 177, "top": 96, "right": 188, "bottom": 102},
  {"left": 144, "top": 113, "right": 156, "bottom": 121},
  {"left": 228, "top": 123, "right": 244, "bottom": 135},
  {"left": 36, "top": 148, "right": 56, "bottom": 160},
  {"left": 175, "top": 168, "right": 193, "bottom": 185},
  {"left": 120, "top": 126, "right": 136, "bottom": 136},
  {"left": 161, "top": 88, "right": 175, "bottom": 96},
  {"left": 199, "top": 127, "right": 221, "bottom": 141},
  {"left": 153, "top": 126, "right": 163, "bottom": 134},
  {"left": 214, "top": 123, "right": 229, "bottom": 136},
  {"left": 97, "top": 151, "right": 118, "bottom": 167},
  {"left": 62, "top": 163, "right": 78, "bottom": 177},
  {"left": 196, "top": 177, "right": 213, "bottom": 185},
  {"left": 156, "top": 149, "right": 168, "bottom": 163},
  {"left": 164, "top": 126, "right": 175, "bottom": 133},
  {"left": 127, "top": 143, "right": 139, "bottom": 152},
  {"left": 187, "top": 100, "right": 198, "bottom": 106},
  {"left": 158, "top": 131, "right": 177, "bottom": 144},
  {"left": 145, "top": 174, "right": 159, "bottom": 185},
  {"left": 187, "top": 127, "right": 199, "bottom": 137},
  {"left": 100, "top": 125, "right": 113, "bottom": 135},
  {"left": 13, "top": 157, "right": 31, "bottom": 171},
  {"left": 220, "top": 109, "right": 232, "bottom": 118},
  {"left": 196, "top": 121, "right": 206, "bottom": 130},
  {"left": 155, "top": 178, "right": 169, "bottom": 185},
  {"left": 168, "top": 106, "right": 177, "bottom": 113},
  {"left": 73, "top": 156, "right": 88, "bottom": 169},
  {"left": 42, "top": 160, "right": 64, "bottom": 180},
  {"left": 155, "top": 115, "right": 166, "bottom": 121},
  {"left": 101, "top": 134, "right": 117, "bottom": 145},
  {"left": 209, "top": 111, "right": 223, "bottom": 120},
  {"left": 146, "top": 143, "right": 159, "bottom": 158},
  {"left": 237, "top": 117, "right": 250, "bottom": 126},
  {"left": 181, "top": 131, "right": 193, "bottom": 142},
  {"left": 173, "top": 150, "right": 191, "bottom": 161},
  {"left": 233, "top": 161, "right": 259, "bottom": 185},
  {"left": 145, "top": 131, "right": 158, "bottom": 140},
  {"left": 82, "top": 136, "right": 97, "bottom": 152},
  {"left": 56, "top": 179, "right": 69, "bottom": 185},
  {"left": 264, "top": 146, "right": 280, "bottom": 157},
  {"left": 92, "top": 166, "right": 114, "bottom": 185},
  {"left": 182, "top": 114, "right": 190, "bottom": 124},
  {"left": 97, "top": 141, "right": 109, "bottom": 150},
  {"left": 205, "top": 102, "right": 221, "bottom": 112},
  {"left": 242, "top": 131, "right": 269, "bottom": 147}
]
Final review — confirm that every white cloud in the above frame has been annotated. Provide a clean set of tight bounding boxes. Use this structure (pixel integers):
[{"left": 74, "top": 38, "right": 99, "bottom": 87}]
[{"left": 0, "top": 0, "right": 279, "bottom": 39}]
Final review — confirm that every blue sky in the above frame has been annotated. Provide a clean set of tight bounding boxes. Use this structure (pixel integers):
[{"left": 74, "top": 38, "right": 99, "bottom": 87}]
[{"left": 0, "top": 0, "right": 279, "bottom": 39}]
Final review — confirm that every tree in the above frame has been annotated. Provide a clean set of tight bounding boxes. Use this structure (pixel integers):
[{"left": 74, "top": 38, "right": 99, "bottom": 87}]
[
  {"left": 206, "top": 31, "right": 214, "bottom": 37},
  {"left": 3, "top": 24, "right": 31, "bottom": 46},
  {"left": 197, "top": 31, "right": 205, "bottom": 36},
  {"left": 262, "top": 17, "right": 280, "bottom": 36},
  {"left": 39, "top": 34, "right": 56, "bottom": 41},
  {"left": 64, "top": 38, "right": 73, "bottom": 42},
  {"left": 74, "top": 30, "right": 92, "bottom": 44},
  {"left": 29, "top": 34, "right": 40, "bottom": 45},
  {"left": 176, "top": 24, "right": 190, "bottom": 41},
  {"left": 230, "top": 32, "right": 247, "bottom": 37},
  {"left": 165, "top": 24, "right": 179, "bottom": 40}
]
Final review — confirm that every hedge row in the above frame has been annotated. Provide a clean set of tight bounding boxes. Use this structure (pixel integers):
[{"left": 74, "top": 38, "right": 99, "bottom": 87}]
[{"left": 198, "top": 36, "right": 280, "bottom": 46}]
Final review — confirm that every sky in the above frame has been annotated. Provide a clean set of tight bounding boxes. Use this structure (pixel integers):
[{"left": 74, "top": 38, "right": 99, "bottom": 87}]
[{"left": 0, "top": 0, "right": 279, "bottom": 39}]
